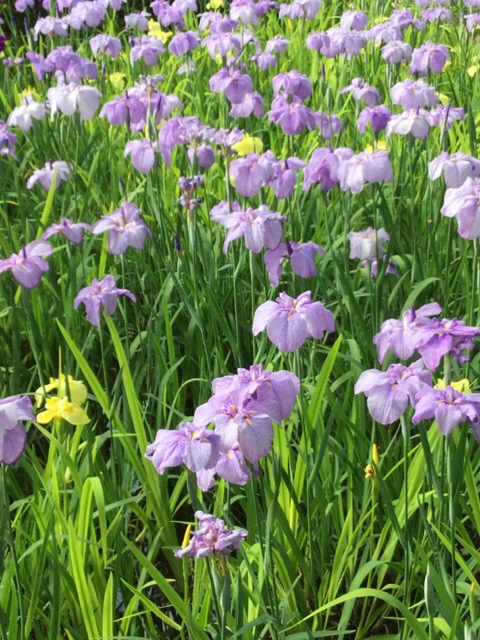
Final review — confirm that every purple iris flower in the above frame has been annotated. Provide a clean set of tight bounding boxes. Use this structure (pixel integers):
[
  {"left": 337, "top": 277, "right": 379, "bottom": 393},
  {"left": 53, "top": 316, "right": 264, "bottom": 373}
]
[
  {"left": 151, "top": 0, "right": 184, "bottom": 28},
  {"left": 268, "top": 97, "right": 316, "bottom": 136},
  {"left": 381, "top": 40, "right": 413, "bottom": 64},
  {"left": 42, "top": 218, "right": 91, "bottom": 244},
  {"left": 211, "top": 364, "right": 300, "bottom": 424},
  {"left": 413, "top": 386, "right": 480, "bottom": 441},
  {"left": 340, "top": 10, "right": 368, "bottom": 30},
  {"left": 202, "top": 32, "right": 242, "bottom": 61},
  {"left": 338, "top": 150, "right": 393, "bottom": 193},
  {"left": 229, "top": 152, "right": 277, "bottom": 197},
  {"left": 0, "top": 395, "right": 35, "bottom": 465},
  {"left": 124, "top": 11, "right": 150, "bottom": 30},
  {"left": 428, "top": 152, "right": 480, "bottom": 188},
  {"left": 340, "top": 78, "right": 380, "bottom": 106},
  {"left": 89, "top": 34, "right": 122, "bottom": 59},
  {"left": 411, "top": 318, "right": 480, "bottom": 370},
  {"left": 365, "top": 22, "right": 402, "bottom": 45},
  {"left": 268, "top": 157, "right": 306, "bottom": 199},
  {"left": 74, "top": 275, "right": 136, "bottom": 326},
  {"left": 421, "top": 7, "right": 452, "bottom": 22},
  {"left": 386, "top": 110, "right": 431, "bottom": 140},
  {"left": 194, "top": 388, "right": 275, "bottom": 463},
  {"left": 210, "top": 201, "right": 284, "bottom": 253},
  {"left": 174, "top": 511, "right": 247, "bottom": 559},
  {"left": 373, "top": 303, "right": 443, "bottom": 364},
  {"left": 264, "top": 241, "right": 325, "bottom": 286},
  {"left": 0, "top": 122, "right": 17, "bottom": 159},
  {"left": 145, "top": 422, "right": 220, "bottom": 474},
  {"left": 328, "top": 27, "right": 366, "bottom": 58},
  {"left": 209, "top": 68, "right": 253, "bottom": 105},
  {"left": 349, "top": 227, "right": 389, "bottom": 260},
  {"left": 196, "top": 445, "right": 252, "bottom": 491},
  {"left": 279, "top": 0, "right": 321, "bottom": 20},
  {"left": 91, "top": 202, "right": 152, "bottom": 255},
  {"left": 390, "top": 78, "right": 438, "bottom": 110},
  {"left": 34, "top": 16, "right": 69, "bottom": 40},
  {"left": 357, "top": 105, "right": 391, "bottom": 133},
  {"left": 0, "top": 241, "right": 53, "bottom": 289},
  {"left": 315, "top": 111, "right": 343, "bottom": 139},
  {"left": 230, "top": 92, "right": 264, "bottom": 119},
  {"left": 169, "top": 31, "right": 200, "bottom": 56},
  {"left": 441, "top": 177, "right": 480, "bottom": 239},
  {"left": 427, "top": 105, "right": 465, "bottom": 131},
  {"left": 253, "top": 291, "right": 335, "bottom": 352},
  {"left": 265, "top": 35, "right": 290, "bottom": 54},
  {"left": 465, "top": 13, "right": 480, "bottom": 32},
  {"left": 124, "top": 139, "right": 157, "bottom": 173},
  {"left": 130, "top": 36, "right": 165, "bottom": 66},
  {"left": 26, "top": 160, "right": 71, "bottom": 190},
  {"left": 410, "top": 41, "right": 449, "bottom": 74},
  {"left": 355, "top": 360, "right": 432, "bottom": 424},
  {"left": 272, "top": 71, "right": 312, "bottom": 101},
  {"left": 67, "top": 1, "right": 107, "bottom": 29},
  {"left": 303, "top": 147, "right": 354, "bottom": 192}
]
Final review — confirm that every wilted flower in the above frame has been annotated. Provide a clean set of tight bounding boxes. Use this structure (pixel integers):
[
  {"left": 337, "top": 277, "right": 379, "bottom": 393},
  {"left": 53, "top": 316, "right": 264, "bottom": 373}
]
[
  {"left": 92, "top": 202, "right": 152, "bottom": 255},
  {"left": 253, "top": 291, "right": 334, "bottom": 352},
  {"left": 0, "top": 396, "right": 35, "bottom": 465},
  {"left": 27, "top": 160, "right": 71, "bottom": 190},
  {"left": 0, "top": 241, "right": 53, "bottom": 288},
  {"left": 74, "top": 275, "right": 136, "bottom": 326},
  {"left": 355, "top": 360, "right": 432, "bottom": 424},
  {"left": 174, "top": 511, "right": 247, "bottom": 559}
]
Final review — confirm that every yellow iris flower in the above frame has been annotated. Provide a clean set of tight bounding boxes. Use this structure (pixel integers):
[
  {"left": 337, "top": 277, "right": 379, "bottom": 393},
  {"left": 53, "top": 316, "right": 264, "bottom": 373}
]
[
  {"left": 36, "top": 397, "right": 90, "bottom": 425},
  {"left": 232, "top": 133, "right": 263, "bottom": 156},
  {"left": 35, "top": 374, "right": 87, "bottom": 407}
]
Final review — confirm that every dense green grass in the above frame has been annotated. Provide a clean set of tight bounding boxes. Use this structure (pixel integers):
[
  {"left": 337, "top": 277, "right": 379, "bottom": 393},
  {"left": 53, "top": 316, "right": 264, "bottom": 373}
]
[{"left": 2, "top": 1, "right": 480, "bottom": 638}]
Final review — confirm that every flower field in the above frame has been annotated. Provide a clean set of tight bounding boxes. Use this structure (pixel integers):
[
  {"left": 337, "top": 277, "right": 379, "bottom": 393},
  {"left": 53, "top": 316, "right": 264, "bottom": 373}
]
[{"left": 2, "top": 0, "right": 480, "bottom": 638}]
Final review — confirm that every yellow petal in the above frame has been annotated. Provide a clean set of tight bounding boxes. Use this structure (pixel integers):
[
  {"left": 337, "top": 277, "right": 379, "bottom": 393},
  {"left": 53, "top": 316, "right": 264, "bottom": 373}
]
[
  {"left": 468, "top": 65, "right": 478, "bottom": 78},
  {"left": 232, "top": 134, "right": 263, "bottom": 156}
]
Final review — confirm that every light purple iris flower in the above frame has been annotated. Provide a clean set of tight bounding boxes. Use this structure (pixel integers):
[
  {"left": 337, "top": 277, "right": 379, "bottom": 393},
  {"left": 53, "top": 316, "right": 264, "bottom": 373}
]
[
  {"left": 269, "top": 157, "right": 306, "bottom": 198},
  {"left": 145, "top": 422, "right": 220, "bottom": 474},
  {"left": 268, "top": 97, "right": 316, "bottom": 135},
  {"left": 279, "top": 0, "right": 321, "bottom": 20},
  {"left": 338, "top": 150, "right": 393, "bottom": 193},
  {"left": 428, "top": 152, "right": 480, "bottom": 188},
  {"left": 441, "top": 177, "right": 480, "bottom": 239},
  {"left": 390, "top": 78, "right": 438, "bottom": 110},
  {"left": 0, "top": 395, "right": 35, "bottom": 465},
  {"left": 421, "top": 7, "right": 452, "bottom": 22},
  {"left": 340, "top": 78, "right": 380, "bottom": 107},
  {"left": 229, "top": 152, "right": 277, "bottom": 197},
  {"left": 48, "top": 82, "right": 101, "bottom": 121},
  {"left": 169, "top": 31, "right": 200, "bottom": 56},
  {"left": 89, "top": 34, "right": 122, "bottom": 59},
  {"left": 340, "top": 10, "right": 368, "bottom": 30},
  {"left": 381, "top": 40, "right": 413, "bottom": 64},
  {"left": 386, "top": 110, "right": 430, "bottom": 140},
  {"left": 230, "top": 92, "right": 264, "bottom": 119},
  {"left": 349, "top": 227, "right": 389, "bottom": 260},
  {"left": 124, "top": 11, "right": 150, "bottom": 30},
  {"left": 26, "top": 160, "right": 71, "bottom": 190},
  {"left": 303, "top": 147, "right": 354, "bottom": 192},
  {"left": 130, "top": 36, "right": 165, "bottom": 66},
  {"left": 0, "top": 241, "right": 53, "bottom": 288},
  {"left": 7, "top": 96, "right": 46, "bottom": 132},
  {"left": 0, "top": 122, "right": 17, "bottom": 159},
  {"left": 355, "top": 360, "right": 432, "bottom": 424},
  {"left": 42, "top": 218, "right": 91, "bottom": 244},
  {"left": 210, "top": 201, "right": 284, "bottom": 253},
  {"left": 410, "top": 41, "right": 449, "bottom": 74},
  {"left": 174, "top": 511, "right": 247, "bottom": 559},
  {"left": 92, "top": 202, "right": 152, "bottom": 255},
  {"left": 357, "top": 105, "right": 391, "bottom": 133},
  {"left": 196, "top": 445, "right": 252, "bottom": 491},
  {"left": 194, "top": 387, "right": 275, "bottom": 463},
  {"left": 253, "top": 291, "right": 334, "bottom": 352},
  {"left": 427, "top": 105, "right": 465, "bottom": 131},
  {"left": 209, "top": 68, "right": 253, "bottom": 104},
  {"left": 74, "top": 275, "right": 136, "bottom": 326},
  {"left": 413, "top": 386, "right": 480, "bottom": 441},
  {"left": 411, "top": 318, "right": 480, "bottom": 370},
  {"left": 272, "top": 70, "right": 312, "bottom": 101},
  {"left": 373, "top": 303, "right": 443, "bottom": 363},
  {"left": 124, "top": 139, "right": 157, "bottom": 173},
  {"left": 264, "top": 241, "right": 325, "bottom": 286},
  {"left": 315, "top": 111, "right": 343, "bottom": 139}
]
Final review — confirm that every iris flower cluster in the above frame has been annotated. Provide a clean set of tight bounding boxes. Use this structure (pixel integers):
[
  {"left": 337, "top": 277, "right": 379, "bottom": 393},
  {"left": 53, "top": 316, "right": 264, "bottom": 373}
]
[{"left": 146, "top": 365, "right": 300, "bottom": 489}]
